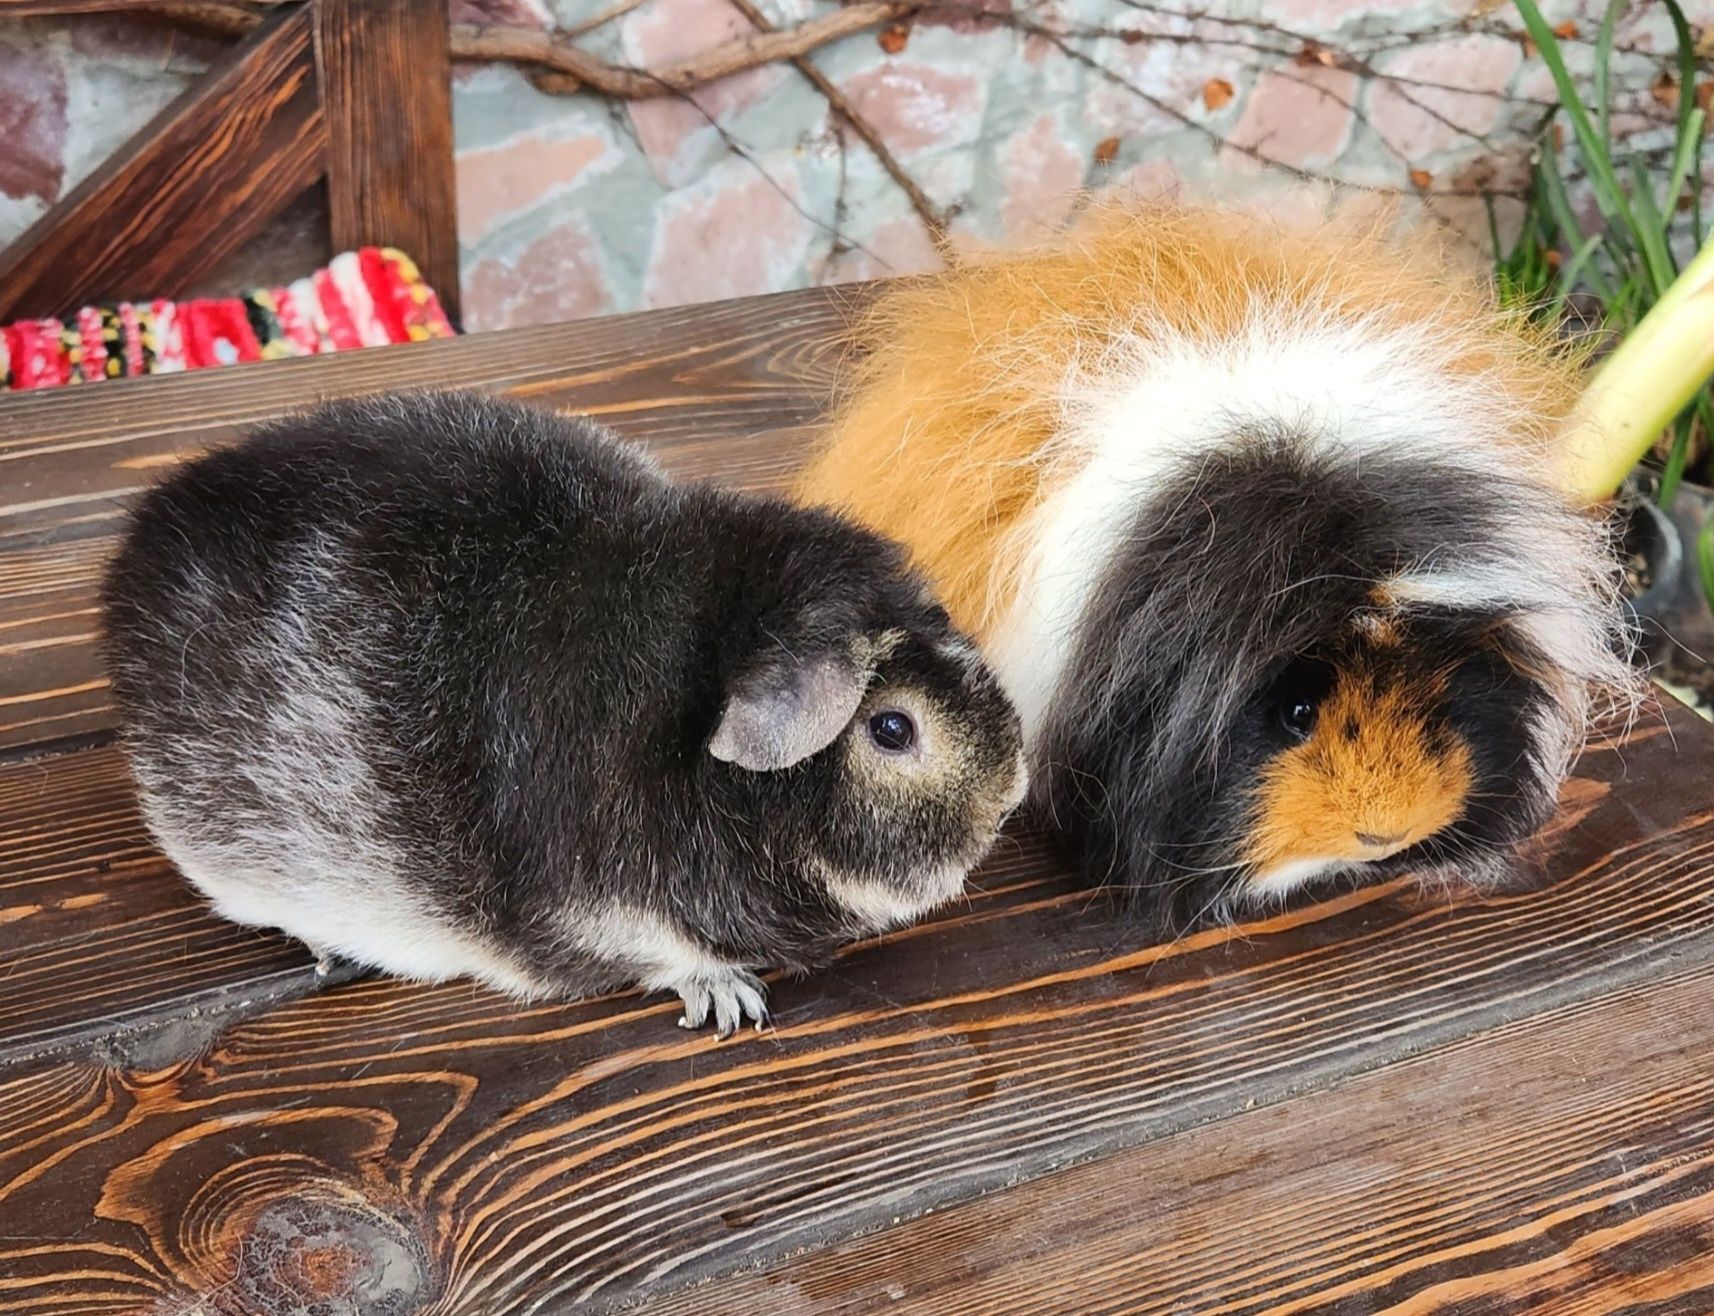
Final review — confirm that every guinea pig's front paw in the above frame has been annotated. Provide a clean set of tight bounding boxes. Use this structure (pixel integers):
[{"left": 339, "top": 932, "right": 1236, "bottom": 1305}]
[
  {"left": 312, "top": 953, "right": 373, "bottom": 990},
  {"left": 674, "top": 967, "right": 770, "bottom": 1040}
]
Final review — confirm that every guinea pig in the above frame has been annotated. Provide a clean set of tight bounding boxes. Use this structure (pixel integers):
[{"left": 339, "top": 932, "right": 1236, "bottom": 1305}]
[
  {"left": 795, "top": 200, "right": 1642, "bottom": 933},
  {"left": 101, "top": 391, "right": 1026, "bottom": 1036}
]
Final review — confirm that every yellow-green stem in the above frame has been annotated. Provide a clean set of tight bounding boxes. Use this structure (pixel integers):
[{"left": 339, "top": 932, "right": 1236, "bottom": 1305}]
[{"left": 1560, "top": 235, "right": 1714, "bottom": 502}]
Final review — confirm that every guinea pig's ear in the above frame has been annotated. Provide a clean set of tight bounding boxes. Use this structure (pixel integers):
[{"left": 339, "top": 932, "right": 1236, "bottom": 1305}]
[{"left": 708, "top": 649, "right": 868, "bottom": 772}]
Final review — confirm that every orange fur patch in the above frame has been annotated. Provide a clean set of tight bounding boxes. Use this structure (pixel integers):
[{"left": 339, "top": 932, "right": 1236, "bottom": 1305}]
[
  {"left": 1247, "top": 670, "right": 1473, "bottom": 875},
  {"left": 793, "top": 200, "right": 1587, "bottom": 642}
]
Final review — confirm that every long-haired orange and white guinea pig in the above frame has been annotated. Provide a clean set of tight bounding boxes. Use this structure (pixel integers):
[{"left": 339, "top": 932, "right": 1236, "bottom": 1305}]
[{"left": 796, "top": 201, "right": 1642, "bottom": 931}]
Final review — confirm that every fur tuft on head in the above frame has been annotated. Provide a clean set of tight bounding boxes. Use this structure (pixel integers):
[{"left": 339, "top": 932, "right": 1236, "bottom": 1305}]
[{"left": 797, "top": 201, "right": 1589, "bottom": 642}]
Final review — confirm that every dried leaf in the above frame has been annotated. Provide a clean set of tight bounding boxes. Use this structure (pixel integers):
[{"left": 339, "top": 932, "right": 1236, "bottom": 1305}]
[
  {"left": 1409, "top": 167, "right": 1433, "bottom": 188},
  {"left": 1552, "top": 19, "right": 1578, "bottom": 38},
  {"left": 1698, "top": 80, "right": 1714, "bottom": 115},
  {"left": 1467, "top": 0, "right": 1508, "bottom": 14},
  {"left": 878, "top": 22, "right": 909, "bottom": 54},
  {"left": 1202, "top": 77, "right": 1235, "bottom": 110},
  {"left": 1653, "top": 70, "right": 1680, "bottom": 110},
  {"left": 1294, "top": 39, "right": 1336, "bottom": 68},
  {"left": 1094, "top": 136, "right": 1121, "bottom": 165},
  {"left": 1519, "top": 32, "right": 1538, "bottom": 58},
  {"left": 1696, "top": 25, "right": 1714, "bottom": 60}
]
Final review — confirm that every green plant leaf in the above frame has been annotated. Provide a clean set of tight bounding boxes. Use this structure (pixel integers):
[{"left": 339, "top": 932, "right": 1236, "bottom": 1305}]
[
  {"left": 1698, "top": 519, "right": 1714, "bottom": 613},
  {"left": 1539, "top": 130, "right": 1618, "bottom": 302},
  {"left": 1664, "top": 107, "right": 1707, "bottom": 222},
  {"left": 1595, "top": 0, "right": 1621, "bottom": 149},
  {"left": 1661, "top": 0, "right": 1704, "bottom": 242},
  {"left": 1515, "top": 0, "right": 1647, "bottom": 281}
]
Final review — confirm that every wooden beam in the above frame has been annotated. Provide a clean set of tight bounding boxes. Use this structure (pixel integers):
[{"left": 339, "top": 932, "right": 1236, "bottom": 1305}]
[
  {"left": 314, "top": 0, "right": 461, "bottom": 324},
  {"left": 0, "top": 5, "right": 323, "bottom": 322},
  {"left": 0, "top": 0, "right": 279, "bottom": 13}
]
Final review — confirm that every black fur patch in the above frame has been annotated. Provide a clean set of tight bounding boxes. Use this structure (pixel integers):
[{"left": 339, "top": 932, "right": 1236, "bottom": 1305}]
[{"left": 1034, "top": 425, "right": 1573, "bottom": 934}]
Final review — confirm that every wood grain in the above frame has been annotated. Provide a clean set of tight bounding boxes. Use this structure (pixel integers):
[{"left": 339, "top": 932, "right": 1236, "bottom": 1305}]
[
  {"left": 635, "top": 955, "right": 1714, "bottom": 1316},
  {"left": 0, "top": 745, "right": 310, "bottom": 1068},
  {"left": 314, "top": 0, "right": 462, "bottom": 323},
  {"left": 0, "top": 284, "right": 865, "bottom": 757},
  {"left": 0, "top": 703, "right": 1711, "bottom": 1312},
  {"left": 0, "top": 6, "right": 323, "bottom": 322}
]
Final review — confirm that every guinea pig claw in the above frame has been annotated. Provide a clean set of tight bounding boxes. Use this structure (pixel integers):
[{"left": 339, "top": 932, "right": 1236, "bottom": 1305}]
[
  {"left": 312, "top": 953, "right": 369, "bottom": 990},
  {"left": 673, "top": 967, "right": 769, "bottom": 1040}
]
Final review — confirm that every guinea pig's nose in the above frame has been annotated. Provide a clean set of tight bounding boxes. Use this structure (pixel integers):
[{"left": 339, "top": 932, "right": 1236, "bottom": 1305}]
[{"left": 1356, "top": 829, "right": 1407, "bottom": 849}]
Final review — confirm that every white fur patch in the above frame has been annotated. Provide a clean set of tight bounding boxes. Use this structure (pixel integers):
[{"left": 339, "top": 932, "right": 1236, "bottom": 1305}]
[
  {"left": 822, "top": 861, "right": 968, "bottom": 931},
  {"left": 1245, "top": 855, "right": 1345, "bottom": 903},
  {"left": 988, "top": 310, "right": 1549, "bottom": 739},
  {"left": 985, "top": 304, "right": 1637, "bottom": 805},
  {"left": 566, "top": 904, "right": 741, "bottom": 994},
  {"left": 133, "top": 538, "right": 549, "bottom": 1000}
]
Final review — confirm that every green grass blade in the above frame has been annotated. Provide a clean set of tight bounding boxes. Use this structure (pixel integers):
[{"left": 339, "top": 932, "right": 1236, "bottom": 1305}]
[
  {"left": 1659, "top": 414, "right": 1693, "bottom": 505},
  {"left": 1631, "top": 157, "right": 1679, "bottom": 283},
  {"left": 1665, "top": 107, "right": 1707, "bottom": 220},
  {"left": 1661, "top": 0, "right": 1705, "bottom": 243},
  {"left": 1698, "top": 519, "right": 1714, "bottom": 613},
  {"left": 1595, "top": 0, "right": 1621, "bottom": 148},
  {"left": 1539, "top": 132, "right": 1619, "bottom": 301},
  {"left": 1550, "top": 233, "right": 1607, "bottom": 317},
  {"left": 1514, "top": 0, "right": 1640, "bottom": 242}
]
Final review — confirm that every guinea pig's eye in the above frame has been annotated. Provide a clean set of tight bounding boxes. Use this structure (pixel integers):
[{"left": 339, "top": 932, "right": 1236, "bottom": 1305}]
[
  {"left": 1267, "top": 657, "right": 1335, "bottom": 744},
  {"left": 1278, "top": 696, "right": 1318, "bottom": 741},
  {"left": 868, "top": 709, "right": 916, "bottom": 753}
]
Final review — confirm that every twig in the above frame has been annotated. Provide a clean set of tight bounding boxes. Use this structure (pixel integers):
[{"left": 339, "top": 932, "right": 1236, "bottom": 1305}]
[
  {"left": 725, "top": 0, "right": 947, "bottom": 243},
  {"left": 557, "top": 0, "right": 648, "bottom": 41},
  {"left": 25, "top": 0, "right": 929, "bottom": 101},
  {"left": 497, "top": 0, "right": 926, "bottom": 98}
]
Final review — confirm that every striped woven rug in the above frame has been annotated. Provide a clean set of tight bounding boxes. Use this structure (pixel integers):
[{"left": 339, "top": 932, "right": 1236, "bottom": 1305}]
[{"left": 1, "top": 247, "right": 457, "bottom": 391}]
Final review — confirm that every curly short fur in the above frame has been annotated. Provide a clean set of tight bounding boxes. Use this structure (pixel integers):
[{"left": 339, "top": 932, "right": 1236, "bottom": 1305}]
[
  {"left": 796, "top": 200, "right": 1641, "bottom": 932},
  {"left": 102, "top": 391, "right": 1026, "bottom": 1033}
]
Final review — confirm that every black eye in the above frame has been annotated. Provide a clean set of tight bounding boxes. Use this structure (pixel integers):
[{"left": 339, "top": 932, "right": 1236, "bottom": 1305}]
[
  {"left": 1267, "top": 657, "right": 1334, "bottom": 743},
  {"left": 868, "top": 709, "right": 916, "bottom": 753},
  {"left": 1278, "top": 697, "right": 1318, "bottom": 740}
]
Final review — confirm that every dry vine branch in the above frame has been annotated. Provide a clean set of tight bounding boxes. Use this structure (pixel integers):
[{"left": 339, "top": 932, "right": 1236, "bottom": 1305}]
[
  {"left": 724, "top": 0, "right": 948, "bottom": 243},
  {"left": 32, "top": 0, "right": 932, "bottom": 98},
  {"left": 464, "top": 0, "right": 924, "bottom": 97}
]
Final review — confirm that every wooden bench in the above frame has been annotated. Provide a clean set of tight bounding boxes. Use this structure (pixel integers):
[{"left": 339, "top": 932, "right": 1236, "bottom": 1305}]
[{"left": 4, "top": 285, "right": 1714, "bottom": 1314}]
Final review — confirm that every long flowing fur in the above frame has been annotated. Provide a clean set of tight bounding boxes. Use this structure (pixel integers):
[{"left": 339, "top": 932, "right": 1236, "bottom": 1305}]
[
  {"left": 797, "top": 201, "right": 1589, "bottom": 641},
  {"left": 795, "top": 199, "right": 1640, "bottom": 926}
]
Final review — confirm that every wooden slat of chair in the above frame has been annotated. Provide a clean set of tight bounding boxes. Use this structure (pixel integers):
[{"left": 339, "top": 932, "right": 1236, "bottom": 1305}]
[
  {"left": 0, "top": 6, "right": 325, "bottom": 322},
  {"left": 0, "top": 0, "right": 463, "bottom": 327},
  {"left": 315, "top": 0, "right": 461, "bottom": 323}
]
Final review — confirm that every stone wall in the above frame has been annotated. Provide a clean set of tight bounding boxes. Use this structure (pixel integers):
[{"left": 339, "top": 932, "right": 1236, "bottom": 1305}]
[{"left": 0, "top": 0, "right": 1707, "bottom": 329}]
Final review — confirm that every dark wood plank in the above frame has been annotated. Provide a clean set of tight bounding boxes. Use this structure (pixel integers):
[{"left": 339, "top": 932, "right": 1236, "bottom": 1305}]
[
  {"left": 314, "top": 0, "right": 461, "bottom": 323},
  {"left": 0, "top": 285, "right": 866, "bottom": 757},
  {"left": 635, "top": 954, "right": 1714, "bottom": 1315},
  {"left": 0, "top": 744, "right": 311, "bottom": 1067},
  {"left": 0, "top": 6, "right": 323, "bottom": 323},
  {"left": 0, "top": 703, "right": 1712, "bottom": 1312}
]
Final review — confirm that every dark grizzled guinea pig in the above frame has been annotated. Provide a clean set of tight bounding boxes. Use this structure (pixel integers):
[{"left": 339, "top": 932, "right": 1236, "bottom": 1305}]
[{"left": 100, "top": 391, "right": 1027, "bottom": 1037}]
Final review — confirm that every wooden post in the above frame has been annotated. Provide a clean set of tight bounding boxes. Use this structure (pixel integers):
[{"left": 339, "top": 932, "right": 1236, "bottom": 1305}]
[
  {"left": 0, "top": 5, "right": 324, "bottom": 322},
  {"left": 314, "top": 0, "right": 462, "bottom": 324}
]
